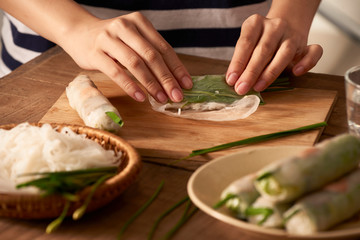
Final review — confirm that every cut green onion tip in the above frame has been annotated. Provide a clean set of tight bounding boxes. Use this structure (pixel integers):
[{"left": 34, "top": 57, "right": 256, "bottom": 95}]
[{"left": 106, "top": 111, "right": 124, "bottom": 127}]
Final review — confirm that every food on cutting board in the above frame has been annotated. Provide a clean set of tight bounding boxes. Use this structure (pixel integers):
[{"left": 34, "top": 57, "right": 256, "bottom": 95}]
[
  {"left": 149, "top": 75, "right": 261, "bottom": 121},
  {"left": 0, "top": 122, "right": 121, "bottom": 194},
  {"left": 216, "top": 133, "right": 360, "bottom": 235},
  {"left": 66, "top": 75, "right": 123, "bottom": 132}
]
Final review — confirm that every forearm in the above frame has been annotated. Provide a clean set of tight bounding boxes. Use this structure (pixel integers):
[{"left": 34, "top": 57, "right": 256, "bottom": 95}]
[
  {"left": 0, "top": 0, "right": 98, "bottom": 45},
  {"left": 267, "top": 0, "right": 321, "bottom": 38}
]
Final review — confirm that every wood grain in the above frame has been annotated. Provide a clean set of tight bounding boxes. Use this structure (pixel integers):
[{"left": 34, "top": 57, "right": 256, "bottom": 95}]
[{"left": 40, "top": 71, "right": 337, "bottom": 170}]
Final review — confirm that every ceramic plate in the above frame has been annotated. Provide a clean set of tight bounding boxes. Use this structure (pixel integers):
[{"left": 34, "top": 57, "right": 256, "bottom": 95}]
[{"left": 187, "top": 146, "right": 360, "bottom": 240}]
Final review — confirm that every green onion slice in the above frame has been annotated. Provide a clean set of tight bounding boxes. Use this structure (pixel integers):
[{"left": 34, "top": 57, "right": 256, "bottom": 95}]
[{"left": 106, "top": 111, "right": 124, "bottom": 127}]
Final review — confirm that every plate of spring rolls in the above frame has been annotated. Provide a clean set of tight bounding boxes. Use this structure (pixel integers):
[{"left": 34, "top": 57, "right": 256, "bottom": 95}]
[{"left": 188, "top": 134, "right": 360, "bottom": 239}]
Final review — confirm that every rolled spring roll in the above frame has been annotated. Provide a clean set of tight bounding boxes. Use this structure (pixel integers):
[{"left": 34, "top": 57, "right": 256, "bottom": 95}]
[
  {"left": 284, "top": 168, "right": 360, "bottom": 235},
  {"left": 66, "top": 75, "right": 123, "bottom": 133},
  {"left": 254, "top": 134, "right": 360, "bottom": 203},
  {"left": 217, "top": 174, "right": 259, "bottom": 219},
  {"left": 247, "top": 197, "right": 291, "bottom": 228}
]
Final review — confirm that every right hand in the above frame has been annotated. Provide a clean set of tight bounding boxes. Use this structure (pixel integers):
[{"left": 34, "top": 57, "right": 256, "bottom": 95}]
[{"left": 61, "top": 12, "right": 193, "bottom": 103}]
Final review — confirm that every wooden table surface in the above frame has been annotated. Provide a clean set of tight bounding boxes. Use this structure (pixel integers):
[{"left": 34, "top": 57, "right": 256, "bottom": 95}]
[{"left": 0, "top": 46, "right": 349, "bottom": 240}]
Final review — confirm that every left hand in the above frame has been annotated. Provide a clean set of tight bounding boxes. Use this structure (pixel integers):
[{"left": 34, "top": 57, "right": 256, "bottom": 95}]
[{"left": 226, "top": 14, "right": 323, "bottom": 95}]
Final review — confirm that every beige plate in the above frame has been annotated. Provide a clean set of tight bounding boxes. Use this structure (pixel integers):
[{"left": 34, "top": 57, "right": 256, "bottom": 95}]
[{"left": 187, "top": 146, "right": 360, "bottom": 240}]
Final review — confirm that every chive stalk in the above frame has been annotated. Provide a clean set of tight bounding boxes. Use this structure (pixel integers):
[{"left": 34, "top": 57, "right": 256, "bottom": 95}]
[
  {"left": 162, "top": 204, "right": 199, "bottom": 240},
  {"left": 245, "top": 207, "right": 274, "bottom": 225},
  {"left": 181, "top": 121, "right": 327, "bottom": 160},
  {"left": 46, "top": 200, "right": 71, "bottom": 234},
  {"left": 72, "top": 173, "right": 116, "bottom": 220},
  {"left": 118, "top": 181, "right": 165, "bottom": 240},
  {"left": 213, "top": 193, "right": 237, "bottom": 209},
  {"left": 147, "top": 196, "right": 189, "bottom": 240}
]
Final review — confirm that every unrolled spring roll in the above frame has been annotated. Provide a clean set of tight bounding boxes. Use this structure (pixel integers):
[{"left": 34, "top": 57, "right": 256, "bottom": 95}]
[
  {"left": 217, "top": 174, "right": 259, "bottom": 219},
  {"left": 247, "top": 196, "right": 291, "bottom": 228},
  {"left": 284, "top": 168, "right": 360, "bottom": 235},
  {"left": 254, "top": 134, "right": 360, "bottom": 203},
  {"left": 149, "top": 75, "right": 261, "bottom": 121},
  {"left": 66, "top": 75, "right": 123, "bottom": 133}
]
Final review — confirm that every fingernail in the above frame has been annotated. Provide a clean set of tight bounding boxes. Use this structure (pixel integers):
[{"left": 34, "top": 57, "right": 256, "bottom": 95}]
[
  {"left": 171, "top": 88, "right": 183, "bottom": 102},
  {"left": 227, "top": 72, "right": 239, "bottom": 86},
  {"left": 181, "top": 76, "right": 193, "bottom": 89},
  {"left": 157, "top": 91, "right": 168, "bottom": 103},
  {"left": 254, "top": 79, "right": 267, "bottom": 92},
  {"left": 236, "top": 82, "right": 250, "bottom": 95},
  {"left": 134, "top": 91, "right": 145, "bottom": 102},
  {"left": 293, "top": 66, "right": 304, "bottom": 76}
]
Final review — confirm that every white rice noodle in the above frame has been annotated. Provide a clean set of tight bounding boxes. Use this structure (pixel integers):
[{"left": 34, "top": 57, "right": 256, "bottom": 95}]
[
  {"left": 149, "top": 95, "right": 260, "bottom": 121},
  {"left": 0, "top": 122, "right": 121, "bottom": 194}
]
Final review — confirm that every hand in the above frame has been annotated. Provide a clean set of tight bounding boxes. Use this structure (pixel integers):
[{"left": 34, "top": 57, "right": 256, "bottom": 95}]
[
  {"left": 61, "top": 12, "right": 193, "bottom": 103},
  {"left": 226, "top": 14, "right": 323, "bottom": 95}
]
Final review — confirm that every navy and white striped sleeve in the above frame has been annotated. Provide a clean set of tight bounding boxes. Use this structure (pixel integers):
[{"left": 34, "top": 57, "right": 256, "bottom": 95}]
[{"left": 0, "top": 0, "right": 269, "bottom": 77}]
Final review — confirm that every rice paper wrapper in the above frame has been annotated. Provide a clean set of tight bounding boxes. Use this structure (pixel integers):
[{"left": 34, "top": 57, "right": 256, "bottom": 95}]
[
  {"left": 284, "top": 168, "right": 360, "bottom": 235},
  {"left": 220, "top": 174, "right": 259, "bottom": 219},
  {"left": 247, "top": 197, "right": 291, "bottom": 228},
  {"left": 149, "top": 75, "right": 261, "bottom": 121},
  {"left": 149, "top": 95, "right": 260, "bottom": 121}
]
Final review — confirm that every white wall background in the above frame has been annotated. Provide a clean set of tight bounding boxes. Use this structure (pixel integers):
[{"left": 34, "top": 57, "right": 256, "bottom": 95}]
[{"left": 308, "top": 0, "right": 360, "bottom": 76}]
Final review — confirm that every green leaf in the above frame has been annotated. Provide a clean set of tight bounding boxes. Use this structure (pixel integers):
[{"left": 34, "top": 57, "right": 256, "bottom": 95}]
[
  {"left": 182, "top": 75, "right": 262, "bottom": 105},
  {"left": 106, "top": 111, "right": 124, "bottom": 127}
]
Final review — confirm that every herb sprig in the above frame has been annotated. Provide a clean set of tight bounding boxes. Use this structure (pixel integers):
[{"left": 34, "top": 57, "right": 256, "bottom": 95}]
[
  {"left": 16, "top": 166, "right": 118, "bottom": 233},
  {"left": 179, "top": 121, "right": 327, "bottom": 160}
]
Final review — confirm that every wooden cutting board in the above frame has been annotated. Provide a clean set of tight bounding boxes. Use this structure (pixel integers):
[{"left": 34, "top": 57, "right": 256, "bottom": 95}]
[{"left": 40, "top": 71, "right": 337, "bottom": 170}]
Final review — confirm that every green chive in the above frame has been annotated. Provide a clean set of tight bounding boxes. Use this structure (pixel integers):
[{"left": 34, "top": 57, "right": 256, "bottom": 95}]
[
  {"left": 106, "top": 111, "right": 124, "bottom": 127},
  {"left": 72, "top": 173, "right": 115, "bottom": 220},
  {"left": 283, "top": 209, "right": 301, "bottom": 224},
  {"left": 213, "top": 193, "right": 237, "bottom": 209},
  {"left": 46, "top": 200, "right": 71, "bottom": 234},
  {"left": 182, "top": 121, "right": 327, "bottom": 159},
  {"left": 245, "top": 207, "right": 274, "bottom": 225},
  {"left": 256, "top": 172, "right": 273, "bottom": 181},
  {"left": 148, "top": 196, "right": 189, "bottom": 240},
  {"left": 118, "top": 181, "right": 165, "bottom": 240},
  {"left": 160, "top": 202, "right": 198, "bottom": 240}
]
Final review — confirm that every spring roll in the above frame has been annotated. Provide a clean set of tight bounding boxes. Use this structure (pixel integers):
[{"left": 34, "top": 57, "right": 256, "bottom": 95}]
[
  {"left": 247, "top": 197, "right": 291, "bottom": 228},
  {"left": 284, "top": 168, "right": 360, "bottom": 235},
  {"left": 217, "top": 174, "right": 259, "bottom": 219},
  {"left": 66, "top": 75, "right": 123, "bottom": 133},
  {"left": 254, "top": 134, "right": 360, "bottom": 203},
  {"left": 149, "top": 75, "right": 261, "bottom": 121}
]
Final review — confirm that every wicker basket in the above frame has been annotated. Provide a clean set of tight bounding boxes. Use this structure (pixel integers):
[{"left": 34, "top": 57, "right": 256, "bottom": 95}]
[{"left": 0, "top": 123, "right": 141, "bottom": 219}]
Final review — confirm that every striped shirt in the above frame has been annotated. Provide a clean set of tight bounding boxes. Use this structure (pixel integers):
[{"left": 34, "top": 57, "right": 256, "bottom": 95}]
[{"left": 0, "top": 0, "right": 269, "bottom": 76}]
